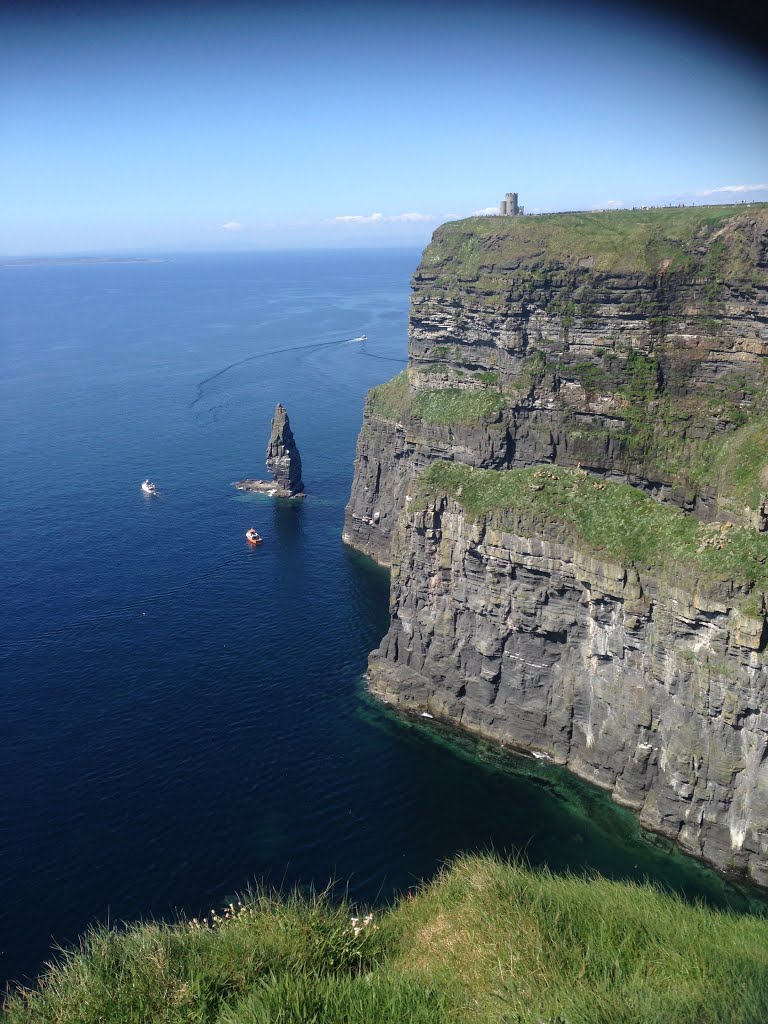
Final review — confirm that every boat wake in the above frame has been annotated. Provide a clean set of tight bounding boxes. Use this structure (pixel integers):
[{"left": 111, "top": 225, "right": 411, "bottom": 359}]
[{"left": 189, "top": 334, "right": 365, "bottom": 410}]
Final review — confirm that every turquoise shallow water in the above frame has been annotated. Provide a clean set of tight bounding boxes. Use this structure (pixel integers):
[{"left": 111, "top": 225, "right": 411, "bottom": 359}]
[{"left": 0, "top": 249, "right": 763, "bottom": 989}]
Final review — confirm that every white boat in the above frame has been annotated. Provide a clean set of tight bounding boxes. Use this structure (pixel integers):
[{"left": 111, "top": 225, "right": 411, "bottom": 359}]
[
  {"left": 352, "top": 334, "right": 367, "bottom": 342},
  {"left": 141, "top": 479, "right": 158, "bottom": 495}
]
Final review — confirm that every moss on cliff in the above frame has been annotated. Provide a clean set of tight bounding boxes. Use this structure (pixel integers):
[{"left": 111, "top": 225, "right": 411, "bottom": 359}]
[
  {"left": 414, "top": 387, "right": 505, "bottom": 424},
  {"left": 5, "top": 855, "right": 768, "bottom": 1024},
  {"left": 416, "top": 462, "right": 768, "bottom": 597}
]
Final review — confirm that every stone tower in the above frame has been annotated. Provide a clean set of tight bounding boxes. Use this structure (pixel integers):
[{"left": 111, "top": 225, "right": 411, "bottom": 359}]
[{"left": 499, "top": 192, "right": 524, "bottom": 216}]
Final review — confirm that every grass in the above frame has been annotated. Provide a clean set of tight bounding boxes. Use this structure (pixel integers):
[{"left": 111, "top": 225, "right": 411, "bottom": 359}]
[
  {"left": 367, "top": 371, "right": 506, "bottom": 426},
  {"left": 706, "top": 412, "right": 768, "bottom": 510},
  {"left": 391, "top": 855, "right": 768, "bottom": 1024},
  {"left": 218, "top": 973, "right": 451, "bottom": 1024},
  {"left": 415, "top": 462, "right": 768, "bottom": 596},
  {"left": 2, "top": 890, "right": 390, "bottom": 1024},
  {"left": 5, "top": 854, "right": 768, "bottom": 1024},
  {"left": 414, "top": 387, "right": 506, "bottom": 425},
  {"left": 367, "top": 371, "right": 411, "bottom": 420},
  {"left": 420, "top": 204, "right": 768, "bottom": 281}
]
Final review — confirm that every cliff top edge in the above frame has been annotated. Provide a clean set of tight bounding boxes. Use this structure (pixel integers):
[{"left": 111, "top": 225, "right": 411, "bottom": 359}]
[{"left": 419, "top": 203, "right": 768, "bottom": 279}]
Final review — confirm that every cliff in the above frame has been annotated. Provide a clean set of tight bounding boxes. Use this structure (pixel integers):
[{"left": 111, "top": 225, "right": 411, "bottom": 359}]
[
  {"left": 344, "top": 205, "right": 768, "bottom": 562},
  {"left": 344, "top": 204, "right": 768, "bottom": 884},
  {"left": 369, "top": 464, "right": 768, "bottom": 886}
]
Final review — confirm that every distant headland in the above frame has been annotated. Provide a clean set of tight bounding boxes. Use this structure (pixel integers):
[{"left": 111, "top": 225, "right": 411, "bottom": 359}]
[{"left": 2, "top": 256, "right": 169, "bottom": 267}]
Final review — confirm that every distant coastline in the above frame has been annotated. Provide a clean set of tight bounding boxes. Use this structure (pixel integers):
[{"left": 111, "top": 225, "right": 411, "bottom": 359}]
[{"left": 2, "top": 256, "right": 170, "bottom": 267}]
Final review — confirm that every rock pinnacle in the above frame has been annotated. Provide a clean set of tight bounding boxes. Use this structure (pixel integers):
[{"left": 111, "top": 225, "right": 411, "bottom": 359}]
[{"left": 265, "top": 403, "right": 304, "bottom": 496}]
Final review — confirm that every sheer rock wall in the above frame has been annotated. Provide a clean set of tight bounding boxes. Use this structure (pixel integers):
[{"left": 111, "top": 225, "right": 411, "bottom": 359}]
[
  {"left": 343, "top": 206, "right": 768, "bottom": 883},
  {"left": 368, "top": 495, "right": 768, "bottom": 886},
  {"left": 344, "top": 209, "right": 768, "bottom": 562}
]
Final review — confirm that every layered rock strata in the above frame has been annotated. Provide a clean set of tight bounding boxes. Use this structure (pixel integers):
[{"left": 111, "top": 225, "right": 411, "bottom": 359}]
[
  {"left": 344, "top": 207, "right": 768, "bottom": 563},
  {"left": 344, "top": 205, "right": 768, "bottom": 883},
  {"left": 368, "top": 481, "right": 767, "bottom": 885},
  {"left": 236, "top": 402, "right": 305, "bottom": 498}
]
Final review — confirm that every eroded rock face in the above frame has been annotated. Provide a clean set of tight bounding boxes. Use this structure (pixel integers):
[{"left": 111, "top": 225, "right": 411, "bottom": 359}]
[
  {"left": 344, "top": 206, "right": 768, "bottom": 885},
  {"left": 342, "top": 408, "right": 510, "bottom": 565},
  {"left": 369, "top": 496, "right": 768, "bottom": 885},
  {"left": 344, "top": 209, "right": 768, "bottom": 560},
  {"left": 266, "top": 403, "right": 304, "bottom": 496}
]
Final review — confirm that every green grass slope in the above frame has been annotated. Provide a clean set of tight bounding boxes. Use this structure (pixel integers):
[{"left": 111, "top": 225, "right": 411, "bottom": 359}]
[
  {"left": 4, "top": 855, "right": 767, "bottom": 1024},
  {"left": 368, "top": 371, "right": 506, "bottom": 425},
  {"left": 416, "top": 462, "right": 768, "bottom": 600}
]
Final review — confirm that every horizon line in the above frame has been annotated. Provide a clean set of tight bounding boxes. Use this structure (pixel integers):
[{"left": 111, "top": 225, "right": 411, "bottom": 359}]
[{"left": 5, "top": 198, "right": 767, "bottom": 261}]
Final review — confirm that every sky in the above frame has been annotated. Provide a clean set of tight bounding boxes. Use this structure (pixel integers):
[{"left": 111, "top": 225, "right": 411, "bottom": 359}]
[{"left": 1, "top": 0, "right": 767, "bottom": 255}]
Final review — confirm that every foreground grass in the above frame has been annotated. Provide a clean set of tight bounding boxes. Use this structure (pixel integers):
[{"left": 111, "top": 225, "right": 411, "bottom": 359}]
[
  {"left": 5, "top": 855, "right": 768, "bottom": 1024},
  {"left": 416, "top": 462, "right": 768, "bottom": 598}
]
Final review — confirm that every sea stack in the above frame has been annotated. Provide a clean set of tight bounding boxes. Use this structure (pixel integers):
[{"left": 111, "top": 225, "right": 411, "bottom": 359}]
[
  {"left": 234, "top": 403, "right": 305, "bottom": 498},
  {"left": 266, "top": 403, "right": 304, "bottom": 496}
]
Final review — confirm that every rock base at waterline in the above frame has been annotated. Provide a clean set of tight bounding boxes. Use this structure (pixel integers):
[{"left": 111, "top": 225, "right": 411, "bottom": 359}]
[{"left": 233, "top": 479, "right": 305, "bottom": 499}]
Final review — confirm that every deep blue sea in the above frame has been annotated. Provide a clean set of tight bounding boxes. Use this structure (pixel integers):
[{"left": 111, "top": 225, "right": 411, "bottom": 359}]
[{"left": 0, "top": 249, "right": 763, "bottom": 989}]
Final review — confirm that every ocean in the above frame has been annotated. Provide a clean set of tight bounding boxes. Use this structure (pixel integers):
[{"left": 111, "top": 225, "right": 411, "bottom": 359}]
[{"left": 0, "top": 249, "right": 762, "bottom": 989}]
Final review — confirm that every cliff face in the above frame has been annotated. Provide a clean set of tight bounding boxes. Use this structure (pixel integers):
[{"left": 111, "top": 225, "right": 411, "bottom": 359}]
[
  {"left": 369, "top": 479, "right": 767, "bottom": 886},
  {"left": 343, "top": 408, "right": 510, "bottom": 564},
  {"left": 344, "top": 204, "right": 768, "bottom": 883},
  {"left": 344, "top": 206, "right": 768, "bottom": 564}
]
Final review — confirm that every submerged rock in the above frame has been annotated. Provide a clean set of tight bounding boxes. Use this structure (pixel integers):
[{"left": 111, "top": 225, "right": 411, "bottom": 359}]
[{"left": 234, "top": 403, "right": 305, "bottom": 498}]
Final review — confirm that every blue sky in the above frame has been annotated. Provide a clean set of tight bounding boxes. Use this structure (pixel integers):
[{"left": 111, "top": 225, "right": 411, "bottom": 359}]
[{"left": 2, "top": 0, "right": 767, "bottom": 255}]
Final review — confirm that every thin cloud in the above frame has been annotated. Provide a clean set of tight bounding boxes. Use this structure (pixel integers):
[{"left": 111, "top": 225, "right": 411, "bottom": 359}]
[
  {"left": 331, "top": 212, "right": 385, "bottom": 224},
  {"left": 471, "top": 206, "right": 500, "bottom": 216},
  {"left": 389, "top": 212, "right": 434, "bottom": 222},
  {"left": 220, "top": 220, "right": 245, "bottom": 231},
  {"left": 329, "top": 211, "right": 434, "bottom": 224},
  {"left": 697, "top": 184, "right": 768, "bottom": 196},
  {"left": 592, "top": 200, "right": 625, "bottom": 209}
]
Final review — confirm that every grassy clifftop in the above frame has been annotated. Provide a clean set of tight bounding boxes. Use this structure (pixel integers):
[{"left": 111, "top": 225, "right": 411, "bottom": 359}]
[
  {"left": 419, "top": 204, "right": 768, "bottom": 281},
  {"left": 5, "top": 855, "right": 768, "bottom": 1024}
]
